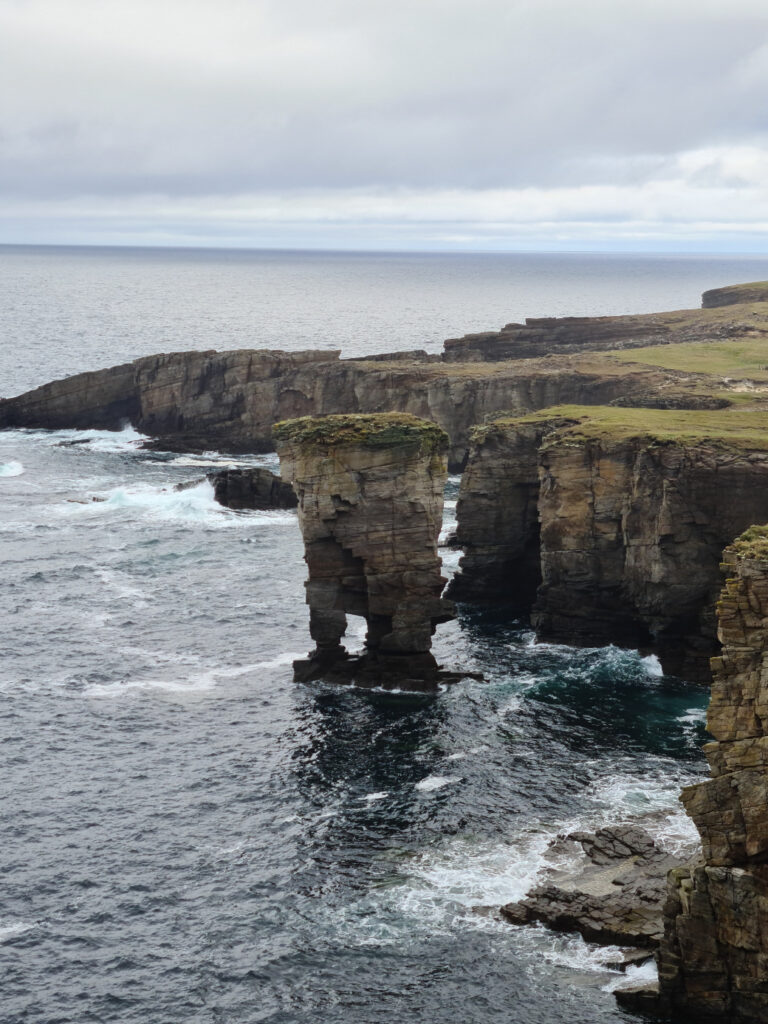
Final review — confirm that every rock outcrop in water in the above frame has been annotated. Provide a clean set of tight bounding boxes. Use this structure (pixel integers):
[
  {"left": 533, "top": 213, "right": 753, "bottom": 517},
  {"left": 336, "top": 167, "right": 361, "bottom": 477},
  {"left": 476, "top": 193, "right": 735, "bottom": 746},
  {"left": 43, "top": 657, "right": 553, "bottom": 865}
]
[
  {"left": 618, "top": 527, "right": 768, "bottom": 1022},
  {"left": 451, "top": 411, "right": 768, "bottom": 679},
  {"left": 500, "top": 824, "right": 693, "bottom": 949},
  {"left": 274, "top": 413, "right": 458, "bottom": 690},
  {"left": 207, "top": 467, "right": 298, "bottom": 510}
]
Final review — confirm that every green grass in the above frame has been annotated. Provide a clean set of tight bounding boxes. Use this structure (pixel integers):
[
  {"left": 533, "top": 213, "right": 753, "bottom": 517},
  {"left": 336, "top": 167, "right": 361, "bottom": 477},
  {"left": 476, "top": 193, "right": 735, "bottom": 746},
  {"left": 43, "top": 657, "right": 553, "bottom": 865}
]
[
  {"left": 727, "top": 524, "right": 768, "bottom": 560},
  {"left": 481, "top": 404, "right": 768, "bottom": 451},
  {"left": 611, "top": 339, "right": 768, "bottom": 381}
]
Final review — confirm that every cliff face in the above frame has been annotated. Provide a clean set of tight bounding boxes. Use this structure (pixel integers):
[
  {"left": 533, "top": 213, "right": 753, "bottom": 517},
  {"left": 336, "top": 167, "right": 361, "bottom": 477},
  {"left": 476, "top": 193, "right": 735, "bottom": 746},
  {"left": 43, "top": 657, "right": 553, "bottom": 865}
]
[
  {"left": 534, "top": 437, "right": 768, "bottom": 678},
  {"left": 451, "top": 416, "right": 768, "bottom": 679},
  {"left": 0, "top": 348, "right": 339, "bottom": 452},
  {"left": 650, "top": 530, "right": 768, "bottom": 1022},
  {"left": 0, "top": 348, "right": 689, "bottom": 469},
  {"left": 702, "top": 281, "right": 768, "bottom": 309},
  {"left": 274, "top": 413, "right": 455, "bottom": 690},
  {"left": 446, "top": 417, "right": 574, "bottom": 605}
]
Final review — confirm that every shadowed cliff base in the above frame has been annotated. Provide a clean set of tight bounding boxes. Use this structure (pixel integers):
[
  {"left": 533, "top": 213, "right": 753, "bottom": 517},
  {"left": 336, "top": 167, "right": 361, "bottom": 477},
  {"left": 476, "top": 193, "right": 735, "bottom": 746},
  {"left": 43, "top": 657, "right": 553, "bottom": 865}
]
[
  {"left": 450, "top": 406, "right": 768, "bottom": 680},
  {"left": 617, "top": 526, "right": 768, "bottom": 1023},
  {"left": 274, "top": 413, "right": 474, "bottom": 692}
]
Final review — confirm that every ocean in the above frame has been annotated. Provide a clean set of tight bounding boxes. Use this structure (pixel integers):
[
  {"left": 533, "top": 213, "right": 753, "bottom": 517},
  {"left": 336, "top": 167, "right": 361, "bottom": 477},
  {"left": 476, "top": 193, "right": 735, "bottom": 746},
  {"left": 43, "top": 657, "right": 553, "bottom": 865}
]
[{"left": 2, "top": 245, "right": 763, "bottom": 1024}]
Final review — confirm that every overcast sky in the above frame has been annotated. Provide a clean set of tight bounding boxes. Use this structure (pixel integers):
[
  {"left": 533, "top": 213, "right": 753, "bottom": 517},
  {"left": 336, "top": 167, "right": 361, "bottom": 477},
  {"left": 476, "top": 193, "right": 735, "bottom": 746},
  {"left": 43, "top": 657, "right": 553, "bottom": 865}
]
[{"left": 3, "top": 0, "right": 768, "bottom": 250}]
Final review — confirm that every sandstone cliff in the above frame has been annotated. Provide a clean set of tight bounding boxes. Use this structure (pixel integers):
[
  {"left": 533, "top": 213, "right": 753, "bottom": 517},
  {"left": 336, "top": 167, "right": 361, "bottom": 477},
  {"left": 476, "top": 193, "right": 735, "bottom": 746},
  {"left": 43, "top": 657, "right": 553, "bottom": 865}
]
[
  {"left": 451, "top": 409, "right": 768, "bottom": 679},
  {"left": 1, "top": 347, "right": 699, "bottom": 470},
  {"left": 620, "top": 528, "right": 768, "bottom": 1022},
  {"left": 274, "top": 413, "right": 456, "bottom": 690}
]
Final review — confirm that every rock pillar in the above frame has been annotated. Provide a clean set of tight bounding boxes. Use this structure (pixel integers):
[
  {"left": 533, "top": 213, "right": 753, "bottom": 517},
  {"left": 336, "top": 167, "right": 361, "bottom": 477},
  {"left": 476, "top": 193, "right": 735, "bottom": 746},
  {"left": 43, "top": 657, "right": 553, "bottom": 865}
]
[
  {"left": 273, "top": 413, "right": 455, "bottom": 690},
  {"left": 627, "top": 526, "right": 768, "bottom": 1021}
]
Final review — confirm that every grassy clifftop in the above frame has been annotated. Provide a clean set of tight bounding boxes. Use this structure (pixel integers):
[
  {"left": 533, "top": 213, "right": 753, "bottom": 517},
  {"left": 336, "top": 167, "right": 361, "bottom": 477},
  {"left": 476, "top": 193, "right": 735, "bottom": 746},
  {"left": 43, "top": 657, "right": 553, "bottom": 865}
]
[{"left": 477, "top": 403, "right": 768, "bottom": 451}]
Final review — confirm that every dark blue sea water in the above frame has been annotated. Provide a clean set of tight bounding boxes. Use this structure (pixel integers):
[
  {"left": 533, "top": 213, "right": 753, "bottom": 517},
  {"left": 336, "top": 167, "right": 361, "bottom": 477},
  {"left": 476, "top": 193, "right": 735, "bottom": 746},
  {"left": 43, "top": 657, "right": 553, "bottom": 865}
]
[{"left": 1, "top": 246, "right": 756, "bottom": 1023}]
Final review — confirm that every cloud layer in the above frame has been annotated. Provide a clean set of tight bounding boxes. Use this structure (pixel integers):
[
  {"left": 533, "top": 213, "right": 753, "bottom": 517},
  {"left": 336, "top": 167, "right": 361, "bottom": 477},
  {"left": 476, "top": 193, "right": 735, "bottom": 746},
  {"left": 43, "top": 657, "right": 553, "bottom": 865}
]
[{"left": 3, "top": 0, "right": 768, "bottom": 247}]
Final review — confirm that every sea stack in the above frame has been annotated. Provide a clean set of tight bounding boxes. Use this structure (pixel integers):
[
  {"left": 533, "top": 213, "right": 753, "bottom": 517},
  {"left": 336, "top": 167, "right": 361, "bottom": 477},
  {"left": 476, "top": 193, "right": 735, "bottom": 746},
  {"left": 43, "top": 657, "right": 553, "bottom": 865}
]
[
  {"left": 625, "top": 526, "right": 768, "bottom": 1021},
  {"left": 273, "top": 413, "right": 455, "bottom": 690}
]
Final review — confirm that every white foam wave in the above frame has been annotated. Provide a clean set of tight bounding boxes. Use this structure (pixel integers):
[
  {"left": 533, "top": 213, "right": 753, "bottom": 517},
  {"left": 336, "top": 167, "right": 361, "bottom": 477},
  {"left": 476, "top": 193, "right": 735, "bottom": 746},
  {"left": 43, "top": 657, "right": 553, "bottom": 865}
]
[
  {"left": 35, "top": 424, "right": 149, "bottom": 452},
  {"left": 415, "top": 775, "right": 460, "bottom": 792},
  {"left": 84, "top": 653, "right": 301, "bottom": 698},
  {"left": 394, "top": 831, "right": 555, "bottom": 921},
  {"left": 531, "top": 927, "right": 638, "bottom": 974},
  {"left": 364, "top": 792, "right": 389, "bottom": 803},
  {"left": 585, "top": 765, "right": 701, "bottom": 856},
  {"left": 678, "top": 707, "right": 707, "bottom": 726},
  {"left": 65, "top": 479, "right": 296, "bottom": 526},
  {"left": 0, "top": 460, "right": 24, "bottom": 477},
  {"left": 602, "top": 958, "right": 658, "bottom": 992},
  {"left": 641, "top": 654, "right": 664, "bottom": 677},
  {"left": 0, "top": 921, "right": 36, "bottom": 942}
]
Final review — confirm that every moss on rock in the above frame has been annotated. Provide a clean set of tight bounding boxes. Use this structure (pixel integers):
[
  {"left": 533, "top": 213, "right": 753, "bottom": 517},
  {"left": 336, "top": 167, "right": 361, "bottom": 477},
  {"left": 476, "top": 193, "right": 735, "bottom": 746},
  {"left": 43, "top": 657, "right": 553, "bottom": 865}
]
[{"left": 273, "top": 412, "right": 449, "bottom": 455}]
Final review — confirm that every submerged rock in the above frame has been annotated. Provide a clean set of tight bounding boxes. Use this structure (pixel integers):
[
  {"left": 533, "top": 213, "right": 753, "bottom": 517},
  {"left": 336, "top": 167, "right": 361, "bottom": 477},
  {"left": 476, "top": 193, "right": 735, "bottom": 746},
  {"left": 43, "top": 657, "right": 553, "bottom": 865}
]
[{"left": 274, "top": 413, "right": 461, "bottom": 691}]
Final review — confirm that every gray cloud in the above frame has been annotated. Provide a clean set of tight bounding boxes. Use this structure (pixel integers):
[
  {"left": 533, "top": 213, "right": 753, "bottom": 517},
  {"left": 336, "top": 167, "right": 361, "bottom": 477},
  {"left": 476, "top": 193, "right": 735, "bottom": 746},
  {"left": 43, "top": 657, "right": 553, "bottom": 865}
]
[{"left": 2, "top": 0, "right": 768, "bottom": 245}]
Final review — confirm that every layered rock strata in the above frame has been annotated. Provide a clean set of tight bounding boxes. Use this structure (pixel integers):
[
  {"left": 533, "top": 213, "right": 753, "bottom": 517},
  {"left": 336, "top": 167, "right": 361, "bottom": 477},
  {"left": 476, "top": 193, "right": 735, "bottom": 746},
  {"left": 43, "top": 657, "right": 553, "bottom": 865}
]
[
  {"left": 208, "top": 467, "right": 298, "bottom": 510},
  {"left": 273, "top": 413, "right": 456, "bottom": 690},
  {"left": 0, "top": 349, "right": 734, "bottom": 470},
  {"left": 451, "top": 413, "right": 768, "bottom": 679},
  {"left": 620, "top": 529, "right": 768, "bottom": 1022}
]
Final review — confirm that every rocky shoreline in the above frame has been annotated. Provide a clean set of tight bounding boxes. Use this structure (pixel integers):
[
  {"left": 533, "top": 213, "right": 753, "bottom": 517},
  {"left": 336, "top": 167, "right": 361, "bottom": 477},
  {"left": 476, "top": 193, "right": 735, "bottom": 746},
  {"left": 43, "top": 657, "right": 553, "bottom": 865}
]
[{"left": 8, "top": 280, "right": 768, "bottom": 1021}]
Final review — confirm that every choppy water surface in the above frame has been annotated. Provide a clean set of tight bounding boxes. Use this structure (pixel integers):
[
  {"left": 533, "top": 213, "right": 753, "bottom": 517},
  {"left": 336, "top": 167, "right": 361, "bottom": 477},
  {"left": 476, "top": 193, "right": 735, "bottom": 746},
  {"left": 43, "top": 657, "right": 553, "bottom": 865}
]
[
  {"left": 5, "top": 245, "right": 768, "bottom": 394},
  {"left": 0, "top": 249, "right": 724, "bottom": 1023},
  {"left": 1, "top": 427, "right": 708, "bottom": 1024}
]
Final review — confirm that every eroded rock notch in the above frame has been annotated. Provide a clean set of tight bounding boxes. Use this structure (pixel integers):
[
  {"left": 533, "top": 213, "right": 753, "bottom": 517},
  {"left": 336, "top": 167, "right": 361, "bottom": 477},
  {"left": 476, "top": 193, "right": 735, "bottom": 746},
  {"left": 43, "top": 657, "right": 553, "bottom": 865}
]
[{"left": 274, "top": 413, "right": 456, "bottom": 691}]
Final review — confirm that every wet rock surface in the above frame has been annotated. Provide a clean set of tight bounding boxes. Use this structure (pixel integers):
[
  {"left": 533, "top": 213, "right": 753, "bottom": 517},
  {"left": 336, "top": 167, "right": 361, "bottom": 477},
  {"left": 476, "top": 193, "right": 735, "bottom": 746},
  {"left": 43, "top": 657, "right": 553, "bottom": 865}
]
[
  {"left": 274, "top": 413, "right": 461, "bottom": 691},
  {"left": 500, "top": 824, "right": 694, "bottom": 949},
  {"left": 207, "top": 467, "right": 298, "bottom": 510}
]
